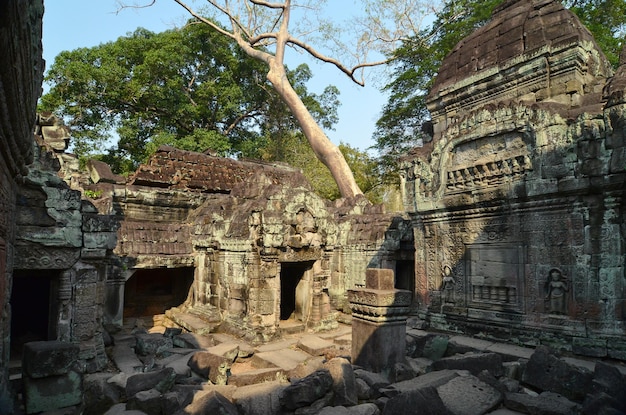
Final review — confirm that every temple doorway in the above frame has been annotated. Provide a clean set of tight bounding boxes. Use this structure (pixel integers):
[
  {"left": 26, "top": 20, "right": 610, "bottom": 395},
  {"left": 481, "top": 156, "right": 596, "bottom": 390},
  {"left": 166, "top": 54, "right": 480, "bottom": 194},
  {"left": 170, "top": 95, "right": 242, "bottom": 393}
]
[
  {"left": 279, "top": 261, "right": 313, "bottom": 322},
  {"left": 123, "top": 267, "right": 194, "bottom": 320},
  {"left": 10, "top": 270, "right": 60, "bottom": 357},
  {"left": 396, "top": 260, "right": 415, "bottom": 298}
]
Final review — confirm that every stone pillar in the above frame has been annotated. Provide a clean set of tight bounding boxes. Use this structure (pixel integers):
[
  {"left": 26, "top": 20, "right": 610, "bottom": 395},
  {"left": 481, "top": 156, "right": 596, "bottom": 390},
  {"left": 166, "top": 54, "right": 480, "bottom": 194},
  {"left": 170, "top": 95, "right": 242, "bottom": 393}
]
[{"left": 349, "top": 268, "right": 411, "bottom": 378}]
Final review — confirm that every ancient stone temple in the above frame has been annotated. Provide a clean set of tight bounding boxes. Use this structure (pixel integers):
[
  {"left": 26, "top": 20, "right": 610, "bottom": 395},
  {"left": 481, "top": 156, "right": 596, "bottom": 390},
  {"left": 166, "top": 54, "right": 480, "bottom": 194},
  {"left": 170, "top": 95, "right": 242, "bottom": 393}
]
[
  {"left": 0, "top": 0, "right": 44, "bottom": 406},
  {"left": 402, "top": 0, "right": 626, "bottom": 357}
]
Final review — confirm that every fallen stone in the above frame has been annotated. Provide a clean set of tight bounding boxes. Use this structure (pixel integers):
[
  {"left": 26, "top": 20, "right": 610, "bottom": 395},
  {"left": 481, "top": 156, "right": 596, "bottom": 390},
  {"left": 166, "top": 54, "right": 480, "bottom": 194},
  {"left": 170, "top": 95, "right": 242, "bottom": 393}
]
[
  {"left": 324, "top": 357, "right": 358, "bottom": 406},
  {"left": 110, "top": 344, "right": 144, "bottom": 374},
  {"left": 228, "top": 367, "right": 286, "bottom": 387},
  {"left": 422, "top": 335, "right": 450, "bottom": 361},
  {"left": 207, "top": 342, "right": 240, "bottom": 361},
  {"left": 23, "top": 368, "right": 82, "bottom": 414},
  {"left": 354, "top": 369, "right": 390, "bottom": 397},
  {"left": 255, "top": 338, "right": 299, "bottom": 353},
  {"left": 135, "top": 333, "right": 174, "bottom": 356},
  {"left": 289, "top": 355, "right": 325, "bottom": 380},
  {"left": 447, "top": 335, "right": 494, "bottom": 355},
  {"left": 162, "top": 390, "right": 191, "bottom": 415},
  {"left": 279, "top": 369, "right": 334, "bottom": 410},
  {"left": 521, "top": 346, "right": 593, "bottom": 402},
  {"left": 296, "top": 391, "right": 335, "bottom": 414},
  {"left": 504, "top": 391, "right": 581, "bottom": 415},
  {"left": 126, "top": 367, "right": 176, "bottom": 397},
  {"left": 431, "top": 352, "right": 503, "bottom": 377},
  {"left": 437, "top": 374, "right": 503, "bottom": 415},
  {"left": 252, "top": 348, "right": 310, "bottom": 372},
  {"left": 380, "top": 369, "right": 459, "bottom": 398},
  {"left": 163, "top": 351, "right": 194, "bottom": 377},
  {"left": 406, "top": 357, "right": 434, "bottom": 376},
  {"left": 83, "top": 373, "right": 122, "bottom": 415},
  {"left": 346, "top": 403, "right": 381, "bottom": 415},
  {"left": 188, "top": 351, "right": 232, "bottom": 385},
  {"left": 298, "top": 334, "right": 336, "bottom": 356},
  {"left": 591, "top": 361, "right": 626, "bottom": 400},
  {"left": 582, "top": 391, "right": 626, "bottom": 415},
  {"left": 391, "top": 361, "right": 416, "bottom": 382},
  {"left": 22, "top": 340, "right": 79, "bottom": 378},
  {"left": 174, "top": 390, "right": 239, "bottom": 415},
  {"left": 173, "top": 332, "right": 215, "bottom": 349},
  {"left": 382, "top": 386, "right": 448, "bottom": 415},
  {"left": 232, "top": 380, "right": 288, "bottom": 415},
  {"left": 355, "top": 377, "right": 372, "bottom": 400},
  {"left": 126, "top": 388, "right": 162, "bottom": 414}
]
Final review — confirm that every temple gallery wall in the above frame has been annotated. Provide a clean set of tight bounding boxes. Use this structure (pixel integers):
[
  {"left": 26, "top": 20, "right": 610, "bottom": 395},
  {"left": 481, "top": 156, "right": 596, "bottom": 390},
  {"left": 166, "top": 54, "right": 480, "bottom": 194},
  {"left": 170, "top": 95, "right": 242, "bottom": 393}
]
[{"left": 0, "top": 0, "right": 625, "bottom": 407}]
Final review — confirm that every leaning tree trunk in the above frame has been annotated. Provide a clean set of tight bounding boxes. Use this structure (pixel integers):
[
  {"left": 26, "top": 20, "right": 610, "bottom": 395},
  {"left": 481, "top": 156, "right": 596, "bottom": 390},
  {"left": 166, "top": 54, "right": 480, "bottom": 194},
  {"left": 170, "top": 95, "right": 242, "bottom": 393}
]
[{"left": 267, "top": 60, "right": 363, "bottom": 199}]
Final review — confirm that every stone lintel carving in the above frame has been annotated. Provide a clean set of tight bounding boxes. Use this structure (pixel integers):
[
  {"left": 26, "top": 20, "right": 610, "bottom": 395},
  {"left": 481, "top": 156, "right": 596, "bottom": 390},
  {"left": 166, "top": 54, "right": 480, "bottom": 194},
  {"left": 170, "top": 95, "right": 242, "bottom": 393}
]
[
  {"left": 14, "top": 245, "right": 80, "bottom": 269},
  {"left": 347, "top": 289, "right": 412, "bottom": 309}
]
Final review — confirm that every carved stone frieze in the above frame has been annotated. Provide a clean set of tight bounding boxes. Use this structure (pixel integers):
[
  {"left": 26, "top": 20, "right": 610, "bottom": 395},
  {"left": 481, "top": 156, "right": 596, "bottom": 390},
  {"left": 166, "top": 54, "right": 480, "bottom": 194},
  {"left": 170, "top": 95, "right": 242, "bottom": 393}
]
[{"left": 13, "top": 245, "right": 80, "bottom": 270}]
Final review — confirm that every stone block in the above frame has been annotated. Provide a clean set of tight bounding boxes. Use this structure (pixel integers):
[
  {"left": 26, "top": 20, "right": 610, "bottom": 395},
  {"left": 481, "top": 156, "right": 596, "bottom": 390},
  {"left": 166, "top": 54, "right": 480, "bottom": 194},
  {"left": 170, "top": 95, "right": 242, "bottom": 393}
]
[
  {"left": 228, "top": 367, "right": 286, "bottom": 387},
  {"left": 278, "top": 369, "right": 333, "bottom": 410},
  {"left": 431, "top": 352, "right": 504, "bottom": 377},
  {"left": 232, "top": 381, "right": 287, "bottom": 415},
  {"left": 572, "top": 337, "right": 607, "bottom": 358},
  {"left": 188, "top": 351, "right": 231, "bottom": 385},
  {"left": 352, "top": 319, "right": 406, "bottom": 377},
  {"left": 298, "top": 335, "right": 335, "bottom": 356},
  {"left": 438, "top": 375, "right": 503, "bottom": 415},
  {"left": 504, "top": 391, "right": 580, "bottom": 415},
  {"left": 323, "top": 357, "right": 357, "bottom": 406},
  {"left": 366, "top": 268, "right": 395, "bottom": 290},
  {"left": 22, "top": 341, "right": 79, "bottom": 378},
  {"left": 126, "top": 367, "right": 176, "bottom": 397},
  {"left": 23, "top": 369, "right": 82, "bottom": 414}
]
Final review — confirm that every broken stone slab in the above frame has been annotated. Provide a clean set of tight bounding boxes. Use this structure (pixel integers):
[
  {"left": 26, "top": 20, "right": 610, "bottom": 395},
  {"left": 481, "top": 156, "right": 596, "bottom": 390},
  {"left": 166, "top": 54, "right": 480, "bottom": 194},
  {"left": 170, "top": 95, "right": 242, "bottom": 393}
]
[
  {"left": 485, "top": 342, "right": 534, "bottom": 361},
  {"left": 126, "top": 388, "right": 162, "bottom": 414},
  {"left": 251, "top": 348, "right": 311, "bottom": 372},
  {"left": 161, "top": 351, "right": 195, "bottom": 377},
  {"left": 207, "top": 342, "right": 240, "bottom": 361},
  {"left": 22, "top": 340, "right": 79, "bottom": 378},
  {"left": 289, "top": 355, "right": 326, "bottom": 380},
  {"left": 323, "top": 357, "right": 358, "bottom": 407},
  {"left": 174, "top": 390, "right": 239, "bottom": 415},
  {"left": 437, "top": 374, "right": 503, "bottom": 415},
  {"left": 279, "top": 368, "right": 334, "bottom": 411},
  {"left": 447, "top": 335, "right": 495, "bottom": 355},
  {"left": 381, "top": 386, "right": 448, "bottom": 415},
  {"left": 431, "top": 352, "right": 504, "bottom": 377},
  {"left": 406, "top": 357, "right": 434, "bottom": 376},
  {"left": 228, "top": 367, "right": 286, "bottom": 387},
  {"left": 232, "top": 380, "right": 288, "bottom": 415},
  {"left": 135, "top": 332, "right": 174, "bottom": 356},
  {"left": 380, "top": 369, "right": 459, "bottom": 398},
  {"left": 23, "top": 368, "right": 83, "bottom": 414},
  {"left": 521, "top": 346, "right": 593, "bottom": 402},
  {"left": 504, "top": 391, "right": 581, "bottom": 415},
  {"left": 188, "top": 351, "right": 231, "bottom": 385},
  {"left": 255, "top": 338, "right": 299, "bottom": 353},
  {"left": 354, "top": 369, "right": 390, "bottom": 399},
  {"left": 333, "top": 333, "right": 352, "bottom": 346},
  {"left": 173, "top": 332, "right": 215, "bottom": 349},
  {"left": 83, "top": 373, "right": 123, "bottom": 415},
  {"left": 126, "top": 367, "right": 176, "bottom": 397},
  {"left": 110, "top": 343, "right": 145, "bottom": 374},
  {"left": 298, "top": 334, "right": 336, "bottom": 356}
]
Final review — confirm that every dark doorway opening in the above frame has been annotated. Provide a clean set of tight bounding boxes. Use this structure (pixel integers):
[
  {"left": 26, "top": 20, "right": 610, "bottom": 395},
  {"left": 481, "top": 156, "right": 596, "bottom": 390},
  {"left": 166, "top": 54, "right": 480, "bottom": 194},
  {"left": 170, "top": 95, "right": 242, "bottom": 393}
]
[
  {"left": 124, "top": 267, "right": 194, "bottom": 320},
  {"left": 280, "top": 262, "right": 312, "bottom": 321},
  {"left": 10, "top": 270, "right": 60, "bottom": 357},
  {"left": 395, "top": 260, "right": 415, "bottom": 297}
]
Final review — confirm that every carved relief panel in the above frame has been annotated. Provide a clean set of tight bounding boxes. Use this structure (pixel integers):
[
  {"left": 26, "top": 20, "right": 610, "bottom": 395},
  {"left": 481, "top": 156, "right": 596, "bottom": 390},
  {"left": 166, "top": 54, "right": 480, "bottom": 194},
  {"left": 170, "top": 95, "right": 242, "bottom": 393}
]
[{"left": 465, "top": 244, "right": 525, "bottom": 312}]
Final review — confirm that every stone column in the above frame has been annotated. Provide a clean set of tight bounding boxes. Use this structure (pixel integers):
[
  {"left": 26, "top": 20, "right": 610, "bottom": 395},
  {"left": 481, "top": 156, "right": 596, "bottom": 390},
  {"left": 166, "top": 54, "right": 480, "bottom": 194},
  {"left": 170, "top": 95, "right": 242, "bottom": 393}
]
[{"left": 349, "top": 268, "right": 411, "bottom": 378}]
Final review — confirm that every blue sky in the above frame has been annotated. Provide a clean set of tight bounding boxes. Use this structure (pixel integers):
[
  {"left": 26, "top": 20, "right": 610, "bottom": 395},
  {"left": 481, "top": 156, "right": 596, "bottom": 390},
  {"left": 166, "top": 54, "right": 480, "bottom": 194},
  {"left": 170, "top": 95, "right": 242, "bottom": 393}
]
[{"left": 42, "top": 1, "right": 387, "bottom": 153}]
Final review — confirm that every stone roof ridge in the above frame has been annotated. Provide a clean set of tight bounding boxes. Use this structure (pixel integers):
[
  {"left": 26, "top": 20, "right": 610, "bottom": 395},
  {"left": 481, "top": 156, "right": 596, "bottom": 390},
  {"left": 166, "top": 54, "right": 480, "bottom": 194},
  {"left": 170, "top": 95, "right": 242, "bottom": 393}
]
[
  {"left": 603, "top": 44, "right": 626, "bottom": 106},
  {"left": 429, "top": 0, "right": 605, "bottom": 97}
]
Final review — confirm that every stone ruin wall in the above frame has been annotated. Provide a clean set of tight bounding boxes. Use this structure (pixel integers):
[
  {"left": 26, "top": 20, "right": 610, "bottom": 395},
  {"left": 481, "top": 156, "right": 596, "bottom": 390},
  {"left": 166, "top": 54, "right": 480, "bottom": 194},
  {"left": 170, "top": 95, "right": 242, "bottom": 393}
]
[
  {"left": 0, "top": 0, "right": 44, "bottom": 405},
  {"left": 402, "top": 0, "right": 626, "bottom": 358}
]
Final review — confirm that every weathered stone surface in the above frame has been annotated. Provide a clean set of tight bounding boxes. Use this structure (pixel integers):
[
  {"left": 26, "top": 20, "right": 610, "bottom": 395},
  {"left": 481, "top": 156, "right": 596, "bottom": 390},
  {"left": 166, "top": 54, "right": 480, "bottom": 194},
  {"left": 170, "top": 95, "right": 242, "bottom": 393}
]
[
  {"left": 324, "top": 357, "right": 358, "bottom": 406},
  {"left": 83, "top": 373, "right": 122, "bottom": 415},
  {"left": 187, "top": 351, "right": 231, "bottom": 385},
  {"left": 298, "top": 334, "right": 336, "bottom": 356},
  {"left": 126, "top": 367, "right": 176, "bottom": 397},
  {"left": 23, "top": 369, "right": 82, "bottom": 414},
  {"left": 437, "top": 375, "right": 503, "bottom": 415},
  {"left": 521, "top": 346, "right": 593, "bottom": 402},
  {"left": 228, "top": 367, "right": 286, "bottom": 387},
  {"left": 174, "top": 390, "right": 239, "bottom": 415},
  {"left": 126, "top": 388, "right": 162, "bottom": 414},
  {"left": 135, "top": 333, "right": 174, "bottom": 356},
  {"left": 22, "top": 341, "right": 80, "bottom": 378},
  {"left": 381, "top": 369, "right": 459, "bottom": 398},
  {"left": 232, "top": 380, "right": 287, "bottom": 415},
  {"left": 431, "top": 352, "right": 503, "bottom": 377},
  {"left": 504, "top": 391, "right": 580, "bottom": 415},
  {"left": 381, "top": 386, "right": 448, "bottom": 415},
  {"left": 279, "top": 369, "right": 334, "bottom": 410}
]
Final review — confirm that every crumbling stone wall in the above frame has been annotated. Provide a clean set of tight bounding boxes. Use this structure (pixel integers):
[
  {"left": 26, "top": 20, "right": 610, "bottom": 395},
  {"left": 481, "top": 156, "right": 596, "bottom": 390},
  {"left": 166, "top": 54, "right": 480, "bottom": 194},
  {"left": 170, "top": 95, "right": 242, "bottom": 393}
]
[
  {"left": 403, "top": 0, "right": 626, "bottom": 358},
  {"left": 0, "top": 0, "right": 44, "bottom": 406}
]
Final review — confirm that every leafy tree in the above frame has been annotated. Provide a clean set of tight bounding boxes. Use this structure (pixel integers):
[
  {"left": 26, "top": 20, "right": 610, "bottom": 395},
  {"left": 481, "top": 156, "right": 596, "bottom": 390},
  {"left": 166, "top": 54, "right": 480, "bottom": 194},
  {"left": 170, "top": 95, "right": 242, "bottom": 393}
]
[
  {"left": 40, "top": 23, "right": 338, "bottom": 173},
  {"left": 374, "top": 0, "right": 625, "bottom": 181}
]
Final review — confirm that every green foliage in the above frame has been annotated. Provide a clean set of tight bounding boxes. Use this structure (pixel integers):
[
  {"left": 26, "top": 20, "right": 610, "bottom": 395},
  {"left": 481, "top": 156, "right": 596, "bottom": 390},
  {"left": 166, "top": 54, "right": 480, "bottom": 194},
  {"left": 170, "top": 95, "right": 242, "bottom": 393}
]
[
  {"left": 40, "top": 22, "right": 339, "bottom": 175},
  {"left": 374, "top": 0, "right": 625, "bottom": 181}
]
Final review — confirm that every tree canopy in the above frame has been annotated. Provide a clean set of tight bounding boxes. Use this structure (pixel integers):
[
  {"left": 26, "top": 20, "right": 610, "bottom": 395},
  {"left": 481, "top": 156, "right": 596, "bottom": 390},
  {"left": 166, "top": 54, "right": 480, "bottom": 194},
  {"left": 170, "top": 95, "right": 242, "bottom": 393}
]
[
  {"left": 373, "top": 0, "right": 626, "bottom": 181},
  {"left": 40, "top": 22, "right": 339, "bottom": 174}
]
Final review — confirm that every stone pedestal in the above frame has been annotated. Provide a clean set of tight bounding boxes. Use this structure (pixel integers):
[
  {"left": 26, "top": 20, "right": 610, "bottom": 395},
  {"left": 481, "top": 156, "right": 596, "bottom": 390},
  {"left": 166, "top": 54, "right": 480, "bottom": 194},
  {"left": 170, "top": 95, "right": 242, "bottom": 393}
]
[{"left": 348, "top": 269, "right": 411, "bottom": 378}]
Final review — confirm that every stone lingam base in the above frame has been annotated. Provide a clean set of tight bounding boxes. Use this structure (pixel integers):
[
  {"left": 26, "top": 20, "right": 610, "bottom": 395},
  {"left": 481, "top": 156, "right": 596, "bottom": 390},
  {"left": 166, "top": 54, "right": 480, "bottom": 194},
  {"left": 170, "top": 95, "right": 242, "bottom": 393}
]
[{"left": 348, "top": 268, "right": 411, "bottom": 378}]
